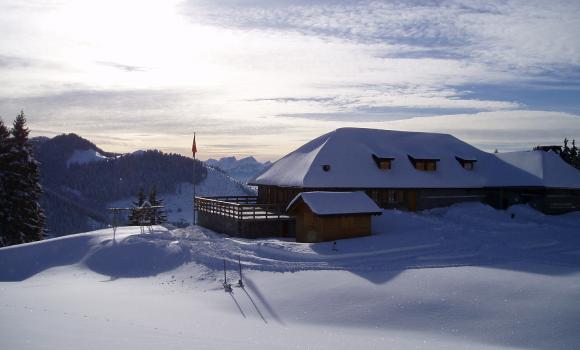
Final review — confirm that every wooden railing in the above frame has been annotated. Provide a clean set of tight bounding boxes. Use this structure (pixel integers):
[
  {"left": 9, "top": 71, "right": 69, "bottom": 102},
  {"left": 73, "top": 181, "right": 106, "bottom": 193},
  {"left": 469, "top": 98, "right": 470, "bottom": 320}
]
[{"left": 195, "top": 196, "right": 288, "bottom": 220}]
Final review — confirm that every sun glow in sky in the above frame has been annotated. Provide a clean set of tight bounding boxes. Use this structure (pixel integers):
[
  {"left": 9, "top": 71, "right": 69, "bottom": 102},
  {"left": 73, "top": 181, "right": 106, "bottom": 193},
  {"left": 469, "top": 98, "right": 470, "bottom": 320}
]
[{"left": 1, "top": 0, "right": 579, "bottom": 160}]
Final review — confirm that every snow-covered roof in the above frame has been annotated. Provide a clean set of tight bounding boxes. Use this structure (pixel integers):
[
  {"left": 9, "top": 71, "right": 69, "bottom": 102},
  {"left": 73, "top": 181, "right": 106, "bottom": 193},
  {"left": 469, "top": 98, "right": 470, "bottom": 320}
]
[
  {"left": 249, "top": 127, "right": 562, "bottom": 189},
  {"left": 495, "top": 150, "right": 580, "bottom": 189},
  {"left": 286, "top": 191, "right": 382, "bottom": 216}
]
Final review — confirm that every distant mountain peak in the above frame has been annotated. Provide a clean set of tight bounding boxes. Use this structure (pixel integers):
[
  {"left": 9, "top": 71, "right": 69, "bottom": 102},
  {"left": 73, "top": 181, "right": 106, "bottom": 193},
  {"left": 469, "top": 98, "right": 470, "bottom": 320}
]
[{"left": 204, "top": 155, "right": 271, "bottom": 184}]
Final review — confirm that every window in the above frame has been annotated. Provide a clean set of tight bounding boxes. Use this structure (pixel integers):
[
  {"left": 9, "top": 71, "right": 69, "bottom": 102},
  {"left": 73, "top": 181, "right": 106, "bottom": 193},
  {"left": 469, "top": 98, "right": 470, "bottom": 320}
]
[
  {"left": 372, "top": 154, "right": 394, "bottom": 171},
  {"left": 379, "top": 160, "right": 391, "bottom": 170},
  {"left": 322, "top": 164, "right": 331, "bottom": 172},
  {"left": 455, "top": 156, "right": 476, "bottom": 170},
  {"left": 408, "top": 155, "right": 438, "bottom": 171}
]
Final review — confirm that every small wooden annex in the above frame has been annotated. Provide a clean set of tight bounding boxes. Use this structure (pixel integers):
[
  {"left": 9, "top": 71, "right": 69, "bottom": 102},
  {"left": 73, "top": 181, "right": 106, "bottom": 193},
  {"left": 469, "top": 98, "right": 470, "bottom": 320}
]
[{"left": 286, "top": 191, "right": 382, "bottom": 243}]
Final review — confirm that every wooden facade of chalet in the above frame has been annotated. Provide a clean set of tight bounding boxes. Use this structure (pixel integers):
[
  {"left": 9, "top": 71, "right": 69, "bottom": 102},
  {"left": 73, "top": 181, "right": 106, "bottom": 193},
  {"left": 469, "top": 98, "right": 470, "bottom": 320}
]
[
  {"left": 257, "top": 185, "right": 580, "bottom": 214},
  {"left": 257, "top": 186, "right": 489, "bottom": 212},
  {"left": 487, "top": 187, "right": 580, "bottom": 214}
]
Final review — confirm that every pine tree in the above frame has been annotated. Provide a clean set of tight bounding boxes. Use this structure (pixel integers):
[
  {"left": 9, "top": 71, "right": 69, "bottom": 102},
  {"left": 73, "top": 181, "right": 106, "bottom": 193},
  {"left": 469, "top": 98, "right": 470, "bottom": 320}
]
[
  {"left": 1, "top": 111, "right": 45, "bottom": 246},
  {"left": 148, "top": 186, "right": 167, "bottom": 225},
  {"left": 128, "top": 187, "right": 146, "bottom": 225},
  {"left": 0, "top": 118, "right": 12, "bottom": 246},
  {"left": 570, "top": 139, "right": 579, "bottom": 169},
  {"left": 561, "top": 138, "right": 571, "bottom": 164},
  {"left": 558, "top": 138, "right": 580, "bottom": 170}
]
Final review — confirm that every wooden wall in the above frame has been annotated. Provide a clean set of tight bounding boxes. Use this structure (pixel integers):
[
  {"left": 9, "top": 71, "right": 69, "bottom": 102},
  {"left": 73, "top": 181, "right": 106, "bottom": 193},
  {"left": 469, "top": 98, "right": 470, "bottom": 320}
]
[
  {"left": 292, "top": 202, "right": 372, "bottom": 243},
  {"left": 258, "top": 185, "right": 486, "bottom": 212},
  {"left": 258, "top": 185, "right": 580, "bottom": 214},
  {"left": 485, "top": 188, "right": 580, "bottom": 214}
]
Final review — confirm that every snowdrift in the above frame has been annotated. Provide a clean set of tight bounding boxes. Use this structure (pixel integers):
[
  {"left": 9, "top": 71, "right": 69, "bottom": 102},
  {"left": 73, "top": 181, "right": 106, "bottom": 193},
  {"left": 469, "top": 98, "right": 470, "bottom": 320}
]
[
  {"left": 2, "top": 203, "right": 580, "bottom": 350},
  {"left": 84, "top": 231, "right": 192, "bottom": 278},
  {"left": 2, "top": 203, "right": 579, "bottom": 283}
]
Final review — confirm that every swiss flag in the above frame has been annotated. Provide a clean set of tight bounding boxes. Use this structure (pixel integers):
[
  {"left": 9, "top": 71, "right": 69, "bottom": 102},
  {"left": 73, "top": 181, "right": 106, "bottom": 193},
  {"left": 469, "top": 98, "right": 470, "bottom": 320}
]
[{"left": 192, "top": 133, "right": 197, "bottom": 156}]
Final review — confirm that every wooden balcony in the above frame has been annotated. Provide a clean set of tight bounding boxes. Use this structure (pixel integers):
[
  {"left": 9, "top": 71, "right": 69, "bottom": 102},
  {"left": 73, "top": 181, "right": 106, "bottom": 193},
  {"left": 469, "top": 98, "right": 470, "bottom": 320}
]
[{"left": 195, "top": 196, "right": 295, "bottom": 238}]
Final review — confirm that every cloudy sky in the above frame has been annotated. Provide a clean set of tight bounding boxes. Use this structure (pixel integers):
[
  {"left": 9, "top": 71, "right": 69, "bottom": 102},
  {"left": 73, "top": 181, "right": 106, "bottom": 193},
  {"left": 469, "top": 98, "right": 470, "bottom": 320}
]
[{"left": 1, "top": 0, "right": 579, "bottom": 160}]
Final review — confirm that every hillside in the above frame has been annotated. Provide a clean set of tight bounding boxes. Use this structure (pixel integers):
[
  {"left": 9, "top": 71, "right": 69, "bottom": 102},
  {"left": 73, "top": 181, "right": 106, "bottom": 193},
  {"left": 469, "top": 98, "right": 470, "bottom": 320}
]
[
  {"left": 1, "top": 203, "right": 579, "bottom": 349},
  {"left": 32, "top": 134, "right": 254, "bottom": 237}
]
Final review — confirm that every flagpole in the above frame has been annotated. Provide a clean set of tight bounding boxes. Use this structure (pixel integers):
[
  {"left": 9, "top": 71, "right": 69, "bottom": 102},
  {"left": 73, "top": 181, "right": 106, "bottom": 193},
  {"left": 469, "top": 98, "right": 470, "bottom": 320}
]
[{"left": 193, "top": 132, "right": 197, "bottom": 226}]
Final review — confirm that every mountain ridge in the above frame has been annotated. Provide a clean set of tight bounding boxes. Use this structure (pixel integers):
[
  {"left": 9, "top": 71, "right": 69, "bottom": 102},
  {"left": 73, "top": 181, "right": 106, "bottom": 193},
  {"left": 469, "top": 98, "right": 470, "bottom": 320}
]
[
  {"left": 32, "top": 133, "right": 255, "bottom": 237},
  {"left": 205, "top": 155, "right": 272, "bottom": 184}
]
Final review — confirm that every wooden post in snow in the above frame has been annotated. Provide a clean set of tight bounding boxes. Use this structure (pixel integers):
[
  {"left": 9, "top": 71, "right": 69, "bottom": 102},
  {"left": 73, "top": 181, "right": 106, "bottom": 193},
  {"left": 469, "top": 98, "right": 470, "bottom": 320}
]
[
  {"left": 238, "top": 256, "right": 243, "bottom": 288},
  {"left": 223, "top": 258, "right": 232, "bottom": 292}
]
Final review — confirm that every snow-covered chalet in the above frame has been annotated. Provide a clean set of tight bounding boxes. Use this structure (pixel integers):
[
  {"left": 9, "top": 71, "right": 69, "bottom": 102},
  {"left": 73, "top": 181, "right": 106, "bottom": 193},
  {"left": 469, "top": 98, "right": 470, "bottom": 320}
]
[{"left": 249, "top": 127, "right": 580, "bottom": 214}]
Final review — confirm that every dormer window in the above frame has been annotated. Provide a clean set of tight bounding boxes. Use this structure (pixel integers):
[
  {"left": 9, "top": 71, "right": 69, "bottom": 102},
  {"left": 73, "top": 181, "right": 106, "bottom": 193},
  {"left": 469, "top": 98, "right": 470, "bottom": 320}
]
[
  {"left": 455, "top": 156, "right": 477, "bottom": 170},
  {"left": 408, "top": 155, "right": 439, "bottom": 171},
  {"left": 372, "top": 154, "right": 394, "bottom": 171}
]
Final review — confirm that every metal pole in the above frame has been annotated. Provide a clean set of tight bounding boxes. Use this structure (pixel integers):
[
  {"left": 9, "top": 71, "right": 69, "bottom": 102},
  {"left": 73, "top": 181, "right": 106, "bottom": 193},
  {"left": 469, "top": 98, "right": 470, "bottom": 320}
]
[
  {"left": 193, "top": 152, "right": 196, "bottom": 226},
  {"left": 193, "top": 131, "right": 197, "bottom": 226},
  {"left": 112, "top": 209, "right": 117, "bottom": 241},
  {"left": 223, "top": 259, "right": 227, "bottom": 284},
  {"left": 238, "top": 256, "right": 243, "bottom": 287}
]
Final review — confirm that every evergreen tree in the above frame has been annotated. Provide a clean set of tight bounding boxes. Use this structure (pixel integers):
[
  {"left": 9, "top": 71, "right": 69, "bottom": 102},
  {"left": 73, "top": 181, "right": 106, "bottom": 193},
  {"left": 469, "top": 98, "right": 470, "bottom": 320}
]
[
  {"left": 128, "top": 187, "right": 146, "bottom": 225},
  {"left": 0, "top": 118, "right": 12, "bottom": 246},
  {"left": 562, "top": 138, "right": 572, "bottom": 164},
  {"left": 557, "top": 138, "right": 580, "bottom": 170},
  {"left": 1, "top": 111, "right": 45, "bottom": 246},
  {"left": 570, "top": 139, "right": 579, "bottom": 169},
  {"left": 148, "top": 186, "right": 167, "bottom": 225}
]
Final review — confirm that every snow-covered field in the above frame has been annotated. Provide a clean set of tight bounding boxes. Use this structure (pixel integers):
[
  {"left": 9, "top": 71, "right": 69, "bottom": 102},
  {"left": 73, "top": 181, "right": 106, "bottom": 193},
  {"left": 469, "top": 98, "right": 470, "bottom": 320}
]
[{"left": 1, "top": 203, "right": 579, "bottom": 349}]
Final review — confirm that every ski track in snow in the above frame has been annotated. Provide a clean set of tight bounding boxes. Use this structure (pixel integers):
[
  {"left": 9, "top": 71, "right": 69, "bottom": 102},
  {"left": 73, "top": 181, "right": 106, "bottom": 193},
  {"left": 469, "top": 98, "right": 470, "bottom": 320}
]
[
  {"left": 2, "top": 203, "right": 579, "bottom": 284},
  {"left": 129, "top": 202, "right": 580, "bottom": 281}
]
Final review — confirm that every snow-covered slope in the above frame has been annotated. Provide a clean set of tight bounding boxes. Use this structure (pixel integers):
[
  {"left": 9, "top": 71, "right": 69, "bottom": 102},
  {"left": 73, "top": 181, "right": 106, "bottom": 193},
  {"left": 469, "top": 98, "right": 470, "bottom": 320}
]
[
  {"left": 1, "top": 203, "right": 580, "bottom": 349},
  {"left": 66, "top": 149, "right": 110, "bottom": 167}
]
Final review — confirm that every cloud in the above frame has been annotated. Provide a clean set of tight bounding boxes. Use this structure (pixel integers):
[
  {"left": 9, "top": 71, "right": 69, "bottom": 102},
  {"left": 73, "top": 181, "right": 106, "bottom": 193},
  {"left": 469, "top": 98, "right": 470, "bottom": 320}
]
[
  {"left": 0, "top": 0, "right": 579, "bottom": 159},
  {"left": 379, "top": 110, "right": 580, "bottom": 152},
  {"left": 278, "top": 108, "right": 493, "bottom": 123},
  {"left": 185, "top": 0, "right": 580, "bottom": 74},
  {"left": 0, "top": 55, "right": 32, "bottom": 68},
  {"left": 96, "top": 61, "right": 147, "bottom": 72}
]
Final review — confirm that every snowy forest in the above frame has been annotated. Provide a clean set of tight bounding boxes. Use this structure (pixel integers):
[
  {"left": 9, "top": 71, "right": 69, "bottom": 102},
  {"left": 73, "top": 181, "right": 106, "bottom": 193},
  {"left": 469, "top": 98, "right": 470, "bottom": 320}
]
[{"left": 34, "top": 134, "right": 208, "bottom": 237}]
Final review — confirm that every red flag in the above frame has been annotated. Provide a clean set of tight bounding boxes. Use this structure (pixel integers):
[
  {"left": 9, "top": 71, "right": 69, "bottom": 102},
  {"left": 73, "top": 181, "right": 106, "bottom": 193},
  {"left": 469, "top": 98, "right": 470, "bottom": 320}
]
[{"left": 192, "top": 133, "right": 197, "bottom": 156}]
